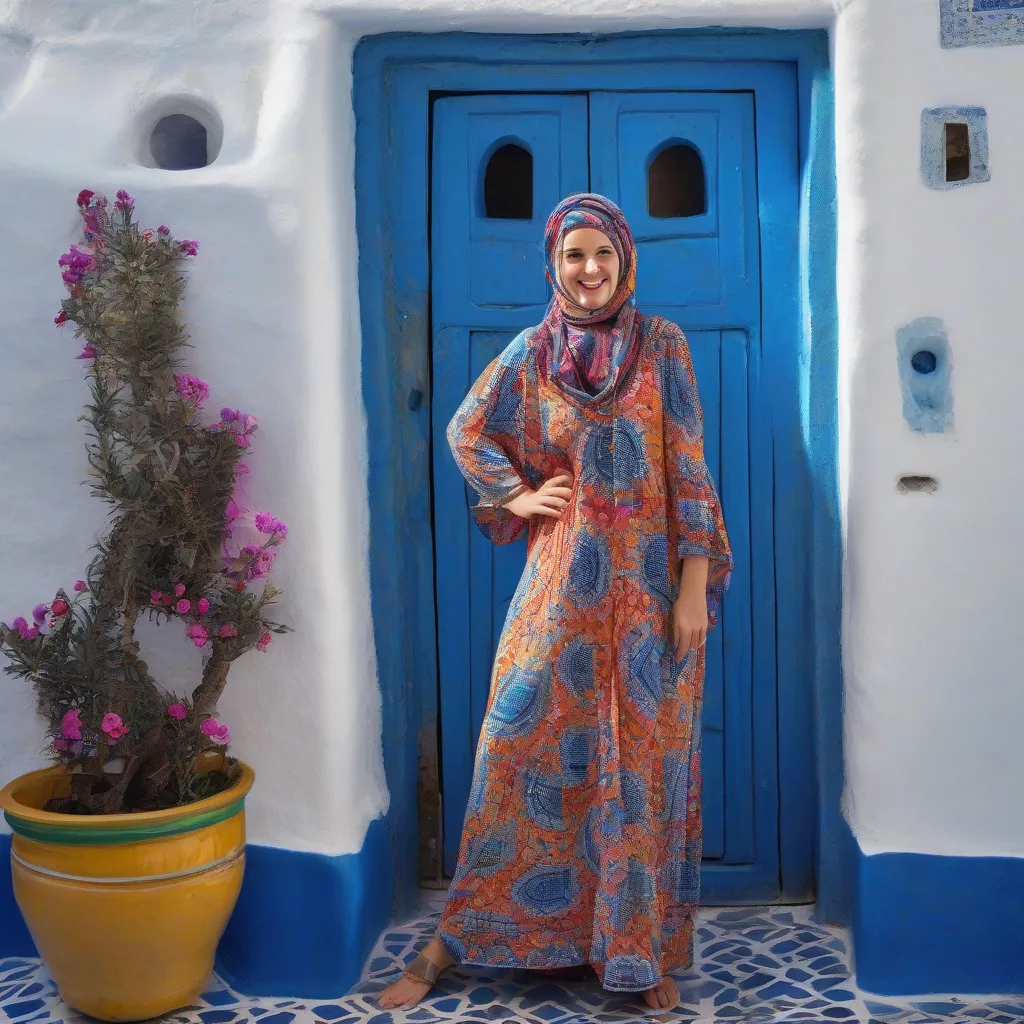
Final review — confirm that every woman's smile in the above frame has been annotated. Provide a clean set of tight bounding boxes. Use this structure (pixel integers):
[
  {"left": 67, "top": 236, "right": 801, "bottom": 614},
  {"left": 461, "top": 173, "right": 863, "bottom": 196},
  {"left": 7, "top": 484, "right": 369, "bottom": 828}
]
[{"left": 559, "top": 226, "right": 620, "bottom": 310}]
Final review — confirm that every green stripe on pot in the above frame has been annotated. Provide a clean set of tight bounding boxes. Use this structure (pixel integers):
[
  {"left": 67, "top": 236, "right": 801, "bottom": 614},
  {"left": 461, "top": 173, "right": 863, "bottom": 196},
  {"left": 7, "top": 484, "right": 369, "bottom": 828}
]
[{"left": 3, "top": 798, "right": 245, "bottom": 846}]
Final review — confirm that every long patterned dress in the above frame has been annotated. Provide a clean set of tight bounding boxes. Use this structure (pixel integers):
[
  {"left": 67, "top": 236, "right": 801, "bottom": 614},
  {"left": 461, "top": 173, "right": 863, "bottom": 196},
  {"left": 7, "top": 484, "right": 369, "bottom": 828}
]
[{"left": 439, "top": 313, "right": 732, "bottom": 992}]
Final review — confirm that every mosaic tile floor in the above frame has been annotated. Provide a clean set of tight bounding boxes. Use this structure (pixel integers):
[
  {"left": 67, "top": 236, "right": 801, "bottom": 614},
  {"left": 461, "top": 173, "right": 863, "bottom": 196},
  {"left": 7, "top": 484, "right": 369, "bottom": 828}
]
[{"left": 3, "top": 892, "right": 1024, "bottom": 1024}]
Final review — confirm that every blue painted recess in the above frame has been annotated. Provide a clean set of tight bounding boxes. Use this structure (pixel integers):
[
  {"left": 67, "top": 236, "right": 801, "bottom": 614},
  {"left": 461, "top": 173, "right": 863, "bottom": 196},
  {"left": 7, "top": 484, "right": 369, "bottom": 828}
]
[
  {"left": 920, "top": 106, "right": 990, "bottom": 190},
  {"left": 896, "top": 317, "right": 953, "bottom": 434},
  {"left": 853, "top": 843, "right": 1024, "bottom": 994},
  {"left": 215, "top": 819, "right": 391, "bottom": 998},
  {"left": 432, "top": 87, "right": 786, "bottom": 904},
  {"left": 353, "top": 29, "right": 840, "bottom": 921}
]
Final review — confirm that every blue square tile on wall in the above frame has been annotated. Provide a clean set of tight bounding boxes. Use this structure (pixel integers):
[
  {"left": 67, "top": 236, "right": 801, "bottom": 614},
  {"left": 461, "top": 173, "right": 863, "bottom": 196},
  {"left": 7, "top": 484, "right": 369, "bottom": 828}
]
[{"left": 940, "top": 0, "right": 1024, "bottom": 48}]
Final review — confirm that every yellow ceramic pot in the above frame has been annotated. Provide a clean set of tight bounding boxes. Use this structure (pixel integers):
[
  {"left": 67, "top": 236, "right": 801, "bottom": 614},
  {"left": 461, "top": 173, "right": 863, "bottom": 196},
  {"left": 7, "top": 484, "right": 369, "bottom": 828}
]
[{"left": 0, "top": 759, "right": 254, "bottom": 1022}]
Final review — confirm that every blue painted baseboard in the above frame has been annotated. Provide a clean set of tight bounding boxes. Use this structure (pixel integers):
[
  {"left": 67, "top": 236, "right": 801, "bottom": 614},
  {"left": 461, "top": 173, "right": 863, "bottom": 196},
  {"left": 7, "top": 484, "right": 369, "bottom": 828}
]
[
  {"left": 0, "top": 819, "right": 393, "bottom": 999},
  {"left": 853, "top": 842, "right": 1024, "bottom": 995},
  {"left": 0, "top": 834, "right": 36, "bottom": 957},
  {"left": 216, "top": 816, "right": 392, "bottom": 998}
]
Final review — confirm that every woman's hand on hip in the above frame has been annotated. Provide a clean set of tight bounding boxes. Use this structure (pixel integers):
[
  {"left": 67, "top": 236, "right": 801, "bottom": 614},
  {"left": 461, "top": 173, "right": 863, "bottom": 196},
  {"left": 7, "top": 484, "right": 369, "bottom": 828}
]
[
  {"left": 502, "top": 474, "right": 574, "bottom": 520},
  {"left": 672, "top": 589, "right": 709, "bottom": 662}
]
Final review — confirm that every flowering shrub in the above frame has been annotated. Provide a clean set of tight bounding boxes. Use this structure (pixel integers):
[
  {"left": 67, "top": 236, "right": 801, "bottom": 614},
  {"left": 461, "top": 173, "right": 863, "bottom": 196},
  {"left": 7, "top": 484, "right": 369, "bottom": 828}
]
[{"left": 0, "top": 190, "right": 288, "bottom": 814}]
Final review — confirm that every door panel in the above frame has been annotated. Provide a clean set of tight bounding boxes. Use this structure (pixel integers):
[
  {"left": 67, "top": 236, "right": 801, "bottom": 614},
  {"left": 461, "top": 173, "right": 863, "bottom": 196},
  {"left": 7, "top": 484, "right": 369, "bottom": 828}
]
[
  {"left": 432, "top": 94, "right": 589, "bottom": 331},
  {"left": 432, "top": 96, "right": 588, "bottom": 873},
  {"left": 432, "top": 90, "right": 780, "bottom": 900}
]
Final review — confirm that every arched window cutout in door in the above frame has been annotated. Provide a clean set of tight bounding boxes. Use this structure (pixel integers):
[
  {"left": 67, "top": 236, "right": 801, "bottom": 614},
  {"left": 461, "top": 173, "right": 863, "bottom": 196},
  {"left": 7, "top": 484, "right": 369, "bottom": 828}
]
[
  {"left": 648, "top": 142, "right": 706, "bottom": 218},
  {"left": 483, "top": 142, "right": 533, "bottom": 220}
]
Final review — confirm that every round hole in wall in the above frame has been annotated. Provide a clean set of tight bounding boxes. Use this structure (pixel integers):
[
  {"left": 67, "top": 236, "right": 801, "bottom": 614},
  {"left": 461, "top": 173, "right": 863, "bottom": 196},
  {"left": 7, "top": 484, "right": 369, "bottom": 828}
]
[
  {"left": 134, "top": 97, "right": 223, "bottom": 170},
  {"left": 151, "top": 114, "right": 208, "bottom": 170},
  {"left": 911, "top": 349, "right": 938, "bottom": 374}
]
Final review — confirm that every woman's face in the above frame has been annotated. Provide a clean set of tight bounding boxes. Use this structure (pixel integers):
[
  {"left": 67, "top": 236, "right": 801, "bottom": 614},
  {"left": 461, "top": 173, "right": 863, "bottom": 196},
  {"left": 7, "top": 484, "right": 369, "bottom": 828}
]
[{"left": 558, "top": 227, "right": 620, "bottom": 311}]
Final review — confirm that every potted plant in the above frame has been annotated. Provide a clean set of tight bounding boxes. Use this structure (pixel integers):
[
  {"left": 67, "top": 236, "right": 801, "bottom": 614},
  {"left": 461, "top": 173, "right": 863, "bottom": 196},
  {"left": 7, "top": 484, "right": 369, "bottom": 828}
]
[{"left": 0, "top": 189, "right": 288, "bottom": 1022}]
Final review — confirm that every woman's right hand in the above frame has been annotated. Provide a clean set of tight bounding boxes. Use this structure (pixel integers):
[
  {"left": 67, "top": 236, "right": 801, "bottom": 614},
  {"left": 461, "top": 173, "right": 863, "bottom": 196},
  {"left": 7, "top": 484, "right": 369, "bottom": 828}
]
[{"left": 503, "top": 474, "right": 574, "bottom": 520}]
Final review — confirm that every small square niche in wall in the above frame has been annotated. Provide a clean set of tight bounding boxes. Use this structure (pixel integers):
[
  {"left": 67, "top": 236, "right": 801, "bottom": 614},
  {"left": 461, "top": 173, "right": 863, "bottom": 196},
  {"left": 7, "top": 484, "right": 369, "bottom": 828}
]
[
  {"left": 921, "top": 106, "right": 990, "bottom": 189},
  {"left": 941, "top": 0, "right": 1024, "bottom": 48}
]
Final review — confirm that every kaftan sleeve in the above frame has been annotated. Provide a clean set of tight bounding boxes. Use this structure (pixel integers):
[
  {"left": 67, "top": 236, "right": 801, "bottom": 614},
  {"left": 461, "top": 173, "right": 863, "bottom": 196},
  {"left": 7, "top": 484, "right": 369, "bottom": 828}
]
[
  {"left": 446, "top": 331, "right": 532, "bottom": 546},
  {"left": 661, "top": 320, "right": 733, "bottom": 626}
]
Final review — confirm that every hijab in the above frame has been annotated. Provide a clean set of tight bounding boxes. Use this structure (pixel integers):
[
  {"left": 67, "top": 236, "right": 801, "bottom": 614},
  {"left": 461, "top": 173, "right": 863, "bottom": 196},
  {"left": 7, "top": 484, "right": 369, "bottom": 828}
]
[{"left": 540, "top": 193, "right": 640, "bottom": 402}]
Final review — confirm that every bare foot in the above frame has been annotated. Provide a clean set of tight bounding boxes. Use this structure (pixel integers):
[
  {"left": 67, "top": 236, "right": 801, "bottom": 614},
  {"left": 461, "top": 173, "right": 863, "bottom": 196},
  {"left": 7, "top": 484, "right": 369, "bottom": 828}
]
[
  {"left": 641, "top": 975, "right": 680, "bottom": 1012},
  {"left": 378, "top": 936, "right": 455, "bottom": 1010}
]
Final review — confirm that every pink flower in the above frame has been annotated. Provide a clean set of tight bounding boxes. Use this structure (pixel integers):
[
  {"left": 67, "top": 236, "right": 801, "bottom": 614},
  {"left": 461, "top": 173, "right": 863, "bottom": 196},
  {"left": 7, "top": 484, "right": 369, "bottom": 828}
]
[
  {"left": 254, "top": 513, "right": 288, "bottom": 539},
  {"left": 256, "top": 631, "right": 272, "bottom": 652},
  {"left": 76, "top": 189, "right": 95, "bottom": 208},
  {"left": 74, "top": 580, "right": 88, "bottom": 592},
  {"left": 157, "top": 225, "right": 170, "bottom": 236},
  {"left": 256, "top": 549, "right": 275, "bottom": 577},
  {"left": 10, "top": 616, "right": 28, "bottom": 635},
  {"left": 176, "top": 599, "right": 191, "bottom": 614},
  {"left": 101, "top": 712, "right": 123, "bottom": 735},
  {"left": 233, "top": 462, "right": 250, "bottom": 476},
  {"left": 174, "top": 583, "right": 186, "bottom": 597},
  {"left": 60, "top": 709, "right": 83, "bottom": 740},
  {"left": 179, "top": 240, "right": 199, "bottom": 257},
  {"left": 167, "top": 703, "right": 188, "bottom": 721},
  {"left": 83, "top": 205, "right": 106, "bottom": 236},
  {"left": 108, "top": 725, "right": 129, "bottom": 740},
  {"left": 32, "top": 604, "right": 48, "bottom": 623},
  {"left": 77, "top": 345, "right": 97, "bottom": 360},
  {"left": 225, "top": 499, "right": 241, "bottom": 521},
  {"left": 186, "top": 623, "right": 209, "bottom": 648},
  {"left": 51, "top": 599, "right": 70, "bottom": 617},
  {"left": 200, "top": 718, "right": 230, "bottom": 745},
  {"left": 114, "top": 189, "right": 134, "bottom": 213},
  {"left": 52, "top": 738, "right": 71, "bottom": 753},
  {"left": 54, "top": 309, "right": 69, "bottom": 326},
  {"left": 175, "top": 373, "right": 209, "bottom": 408},
  {"left": 162, "top": 594, "right": 173, "bottom": 607},
  {"left": 197, "top": 598, "right": 210, "bottom": 615},
  {"left": 234, "top": 433, "right": 251, "bottom": 448},
  {"left": 150, "top": 589, "right": 165, "bottom": 605},
  {"left": 141, "top": 229, "right": 154, "bottom": 242},
  {"left": 218, "top": 623, "right": 238, "bottom": 638},
  {"left": 23, "top": 626, "right": 40, "bottom": 640},
  {"left": 58, "top": 245, "right": 96, "bottom": 286}
]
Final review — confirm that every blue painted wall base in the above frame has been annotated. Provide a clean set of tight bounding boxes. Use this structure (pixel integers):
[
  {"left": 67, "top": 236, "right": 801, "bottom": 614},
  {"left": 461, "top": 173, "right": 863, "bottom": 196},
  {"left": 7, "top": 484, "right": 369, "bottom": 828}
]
[
  {"left": 853, "top": 841, "right": 1024, "bottom": 995},
  {"left": 216, "top": 817, "right": 392, "bottom": 998},
  {"left": 0, "top": 834, "right": 36, "bottom": 958},
  {"left": 0, "top": 820, "right": 392, "bottom": 999}
]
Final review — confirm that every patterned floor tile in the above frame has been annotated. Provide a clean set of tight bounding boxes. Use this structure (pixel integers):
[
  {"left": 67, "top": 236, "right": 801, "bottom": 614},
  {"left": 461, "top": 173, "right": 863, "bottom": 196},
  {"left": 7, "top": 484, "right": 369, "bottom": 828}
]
[{"left": 3, "top": 900, "right": 1024, "bottom": 1023}]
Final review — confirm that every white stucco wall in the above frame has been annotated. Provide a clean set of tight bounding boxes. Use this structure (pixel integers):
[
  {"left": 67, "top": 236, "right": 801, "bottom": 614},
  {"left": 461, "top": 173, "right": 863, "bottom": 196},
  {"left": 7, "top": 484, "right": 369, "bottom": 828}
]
[
  {"left": 1, "top": 0, "right": 1022, "bottom": 864},
  {"left": 837, "top": 0, "right": 1024, "bottom": 858}
]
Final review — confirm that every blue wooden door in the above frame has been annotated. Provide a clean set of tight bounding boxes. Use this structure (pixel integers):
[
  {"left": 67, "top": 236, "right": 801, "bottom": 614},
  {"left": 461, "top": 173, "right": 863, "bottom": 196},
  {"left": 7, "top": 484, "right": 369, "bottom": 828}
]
[{"left": 432, "top": 90, "right": 781, "bottom": 901}]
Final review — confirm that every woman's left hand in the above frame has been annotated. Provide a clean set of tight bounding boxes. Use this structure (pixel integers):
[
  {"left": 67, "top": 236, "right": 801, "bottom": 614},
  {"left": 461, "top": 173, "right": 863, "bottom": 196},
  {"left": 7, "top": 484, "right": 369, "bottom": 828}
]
[{"left": 671, "top": 589, "right": 709, "bottom": 662}]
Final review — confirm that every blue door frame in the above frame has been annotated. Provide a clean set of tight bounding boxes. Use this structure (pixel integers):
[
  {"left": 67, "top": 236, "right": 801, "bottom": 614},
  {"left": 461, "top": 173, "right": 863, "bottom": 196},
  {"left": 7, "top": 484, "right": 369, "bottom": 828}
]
[{"left": 352, "top": 29, "right": 847, "bottom": 922}]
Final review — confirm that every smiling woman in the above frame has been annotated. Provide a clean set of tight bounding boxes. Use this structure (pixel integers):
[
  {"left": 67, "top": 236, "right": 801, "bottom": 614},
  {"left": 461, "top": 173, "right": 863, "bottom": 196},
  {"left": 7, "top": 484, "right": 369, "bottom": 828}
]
[{"left": 558, "top": 227, "right": 620, "bottom": 310}]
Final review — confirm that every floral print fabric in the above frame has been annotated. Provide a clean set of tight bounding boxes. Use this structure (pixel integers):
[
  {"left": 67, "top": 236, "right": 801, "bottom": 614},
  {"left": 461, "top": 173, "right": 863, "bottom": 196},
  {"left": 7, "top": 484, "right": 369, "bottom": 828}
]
[{"left": 440, "top": 310, "right": 732, "bottom": 992}]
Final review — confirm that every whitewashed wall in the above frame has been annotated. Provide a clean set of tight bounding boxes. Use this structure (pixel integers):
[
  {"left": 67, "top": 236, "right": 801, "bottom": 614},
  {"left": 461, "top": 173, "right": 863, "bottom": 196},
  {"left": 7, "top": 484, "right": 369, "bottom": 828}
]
[{"left": 1, "top": 0, "right": 1021, "bottom": 863}]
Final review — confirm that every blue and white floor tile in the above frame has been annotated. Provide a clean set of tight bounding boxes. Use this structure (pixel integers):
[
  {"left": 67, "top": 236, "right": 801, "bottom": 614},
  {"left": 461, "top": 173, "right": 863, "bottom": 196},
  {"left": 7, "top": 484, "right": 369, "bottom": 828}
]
[{"left": 3, "top": 895, "right": 1023, "bottom": 1024}]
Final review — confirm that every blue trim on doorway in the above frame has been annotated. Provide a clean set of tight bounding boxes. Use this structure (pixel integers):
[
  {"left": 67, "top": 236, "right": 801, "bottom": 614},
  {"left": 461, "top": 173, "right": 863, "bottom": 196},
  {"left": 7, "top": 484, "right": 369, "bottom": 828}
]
[
  {"left": 852, "top": 841, "right": 1024, "bottom": 994},
  {"left": 353, "top": 28, "right": 843, "bottom": 920}
]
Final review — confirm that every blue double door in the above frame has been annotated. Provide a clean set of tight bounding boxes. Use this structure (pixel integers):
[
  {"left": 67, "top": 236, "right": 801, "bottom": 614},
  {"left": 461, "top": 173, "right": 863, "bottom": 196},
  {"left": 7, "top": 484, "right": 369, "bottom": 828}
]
[{"left": 432, "top": 90, "right": 782, "bottom": 902}]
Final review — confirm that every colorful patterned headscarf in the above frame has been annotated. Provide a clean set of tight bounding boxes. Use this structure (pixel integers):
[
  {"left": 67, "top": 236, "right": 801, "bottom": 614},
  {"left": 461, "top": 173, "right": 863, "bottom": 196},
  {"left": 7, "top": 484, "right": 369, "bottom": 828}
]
[{"left": 540, "top": 193, "right": 641, "bottom": 401}]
